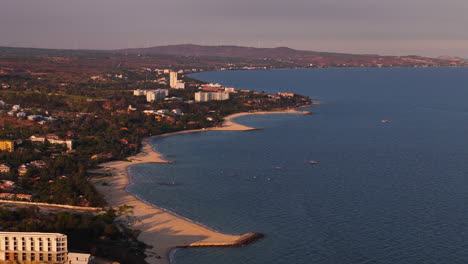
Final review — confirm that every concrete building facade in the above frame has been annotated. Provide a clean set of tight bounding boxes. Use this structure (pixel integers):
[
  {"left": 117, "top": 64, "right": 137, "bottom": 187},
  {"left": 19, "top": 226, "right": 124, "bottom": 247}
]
[
  {"left": 169, "top": 72, "right": 178, "bottom": 88},
  {"left": 67, "top": 253, "right": 93, "bottom": 264},
  {"left": 30, "top": 136, "right": 73, "bottom": 151},
  {"left": 0, "top": 232, "right": 68, "bottom": 263},
  {"left": 146, "top": 89, "right": 169, "bottom": 102},
  {"left": 174, "top": 81, "right": 185, "bottom": 89},
  {"left": 0, "top": 140, "right": 14, "bottom": 152},
  {"left": 133, "top": 89, "right": 147, "bottom": 96},
  {"left": 195, "top": 91, "right": 230, "bottom": 102}
]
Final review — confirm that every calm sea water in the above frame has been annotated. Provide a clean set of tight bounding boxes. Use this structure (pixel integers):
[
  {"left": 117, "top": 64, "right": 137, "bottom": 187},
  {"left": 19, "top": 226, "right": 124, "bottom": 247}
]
[{"left": 127, "top": 68, "right": 468, "bottom": 264}]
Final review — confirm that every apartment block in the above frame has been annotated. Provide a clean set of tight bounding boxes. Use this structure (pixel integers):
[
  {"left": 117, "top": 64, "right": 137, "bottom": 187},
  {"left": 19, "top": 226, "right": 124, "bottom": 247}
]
[
  {"left": 0, "top": 140, "right": 14, "bottom": 152},
  {"left": 0, "top": 232, "right": 68, "bottom": 263},
  {"left": 194, "top": 91, "right": 230, "bottom": 102}
]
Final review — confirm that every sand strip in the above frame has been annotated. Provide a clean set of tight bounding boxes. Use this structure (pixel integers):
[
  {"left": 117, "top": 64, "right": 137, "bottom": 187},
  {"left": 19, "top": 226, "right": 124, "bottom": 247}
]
[{"left": 92, "top": 109, "right": 310, "bottom": 264}]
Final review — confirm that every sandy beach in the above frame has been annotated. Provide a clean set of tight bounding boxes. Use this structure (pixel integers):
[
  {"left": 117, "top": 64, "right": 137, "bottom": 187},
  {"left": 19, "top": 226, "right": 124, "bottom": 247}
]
[{"left": 92, "top": 109, "right": 310, "bottom": 264}]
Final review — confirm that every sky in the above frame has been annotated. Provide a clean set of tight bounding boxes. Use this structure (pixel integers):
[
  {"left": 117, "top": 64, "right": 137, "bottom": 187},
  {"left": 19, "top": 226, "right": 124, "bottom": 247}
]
[{"left": 1, "top": 0, "right": 468, "bottom": 57}]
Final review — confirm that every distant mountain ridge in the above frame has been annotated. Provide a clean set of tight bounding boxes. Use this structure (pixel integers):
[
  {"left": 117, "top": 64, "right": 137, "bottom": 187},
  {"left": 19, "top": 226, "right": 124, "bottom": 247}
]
[
  {"left": 0, "top": 44, "right": 465, "bottom": 68},
  {"left": 117, "top": 44, "right": 379, "bottom": 59},
  {"left": 116, "top": 44, "right": 466, "bottom": 67}
]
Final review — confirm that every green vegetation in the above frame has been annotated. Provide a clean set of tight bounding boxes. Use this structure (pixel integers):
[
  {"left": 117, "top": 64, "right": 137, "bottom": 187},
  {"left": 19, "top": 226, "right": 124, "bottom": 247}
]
[
  {"left": 0, "top": 50, "right": 311, "bottom": 263},
  {"left": 0, "top": 205, "right": 149, "bottom": 264}
]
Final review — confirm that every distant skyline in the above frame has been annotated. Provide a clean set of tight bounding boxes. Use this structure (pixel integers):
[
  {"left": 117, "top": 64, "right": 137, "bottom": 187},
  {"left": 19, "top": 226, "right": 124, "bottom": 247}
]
[{"left": 1, "top": 0, "right": 468, "bottom": 57}]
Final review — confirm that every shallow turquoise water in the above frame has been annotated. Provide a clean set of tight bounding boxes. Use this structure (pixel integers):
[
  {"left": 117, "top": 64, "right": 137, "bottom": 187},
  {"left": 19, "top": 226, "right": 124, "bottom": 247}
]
[{"left": 128, "top": 68, "right": 468, "bottom": 264}]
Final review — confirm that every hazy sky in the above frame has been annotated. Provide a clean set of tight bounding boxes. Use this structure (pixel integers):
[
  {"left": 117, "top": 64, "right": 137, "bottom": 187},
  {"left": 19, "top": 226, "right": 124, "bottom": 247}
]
[{"left": 1, "top": 0, "right": 468, "bottom": 57}]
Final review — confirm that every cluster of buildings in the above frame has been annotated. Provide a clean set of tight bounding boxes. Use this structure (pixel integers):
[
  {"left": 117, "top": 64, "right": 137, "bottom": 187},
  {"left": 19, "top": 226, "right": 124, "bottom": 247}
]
[
  {"left": 0, "top": 180, "right": 15, "bottom": 192},
  {"left": 277, "top": 92, "right": 295, "bottom": 97},
  {"left": 0, "top": 159, "right": 47, "bottom": 201},
  {"left": 193, "top": 83, "right": 240, "bottom": 102},
  {"left": 16, "top": 160, "right": 47, "bottom": 176},
  {"left": 90, "top": 73, "right": 126, "bottom": 81},
  {"left": 2, "top": 104, "right": 59, "bottom": 124},
  {"left": 0, "top": 159, "right": 46, "bottom": 177},
  {"left": 0, "top": 180, "right": 31, "bottom": 201},
  {"left": 142, "top": 108, "right": 184, "bottom": 123},
  {"left": 30, "top": 134, "right": 74, "bottom": 151},
  {"left": 199, "top": 83, "right": 237, "bottom": 93},
  {"left": 133, "top": 89, "right": 170, "bottom": 102},
  {"left": 0, "top": 232, "right": 93, "bottom": 264},
  {"left": 169, "top": 71, "right": 185, "bottom": 89},
  {"left": 143, "top": 109, "right": 183, "bottom": 116},
  {"left": 0, "top": 193, "right": 32, "bottom": 201}
]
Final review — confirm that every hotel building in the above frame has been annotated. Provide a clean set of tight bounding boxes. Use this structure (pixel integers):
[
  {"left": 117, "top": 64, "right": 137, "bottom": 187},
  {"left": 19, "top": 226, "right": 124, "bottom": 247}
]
[
  {"left": 0, "top": 232, "right": 68, "bottom": 263},
  {"left": 195, "top": 91, "right": 230, "bottom": 102}
]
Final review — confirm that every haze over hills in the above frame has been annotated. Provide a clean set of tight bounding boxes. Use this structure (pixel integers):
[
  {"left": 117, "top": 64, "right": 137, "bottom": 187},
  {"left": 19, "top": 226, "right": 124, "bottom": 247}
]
[
  {"left": 117, "top": 44, "right": 376, "bottom": 59},
  {"left": 116, "top": 44, "right": 467, "bottom": 67},
  {"left": 0, "top": 44, "right": 466, "bottom": 69}
]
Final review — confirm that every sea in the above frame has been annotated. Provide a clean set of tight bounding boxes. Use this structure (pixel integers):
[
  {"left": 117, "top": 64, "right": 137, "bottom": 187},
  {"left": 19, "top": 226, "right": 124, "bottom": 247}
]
[{"left": 127, "top": 67, "right": 468, "bottom": 264}]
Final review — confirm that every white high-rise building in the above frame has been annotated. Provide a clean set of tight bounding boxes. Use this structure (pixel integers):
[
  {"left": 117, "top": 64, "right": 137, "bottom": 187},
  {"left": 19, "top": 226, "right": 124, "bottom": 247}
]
[
  {"left": 169, "top": 72, "right": 178, "bottom": 88},
  {"left": 0, "top": 232, "right": 68, "bottom": 263},
  {"left": 194, "top": 92, "right": 230, "bottom": 102},
  {"left": 146, "top": 89, "right": 169, "bottom": 102}
]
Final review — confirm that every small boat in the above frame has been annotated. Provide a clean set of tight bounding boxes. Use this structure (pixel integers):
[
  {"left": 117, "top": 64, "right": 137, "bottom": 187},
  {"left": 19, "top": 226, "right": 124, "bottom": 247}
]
[
  {"left": 309, "top": 160, "right": 319, "bottom": 165},
  {"left": 381, "top": 120, "right": 389, "bottom": 123}
]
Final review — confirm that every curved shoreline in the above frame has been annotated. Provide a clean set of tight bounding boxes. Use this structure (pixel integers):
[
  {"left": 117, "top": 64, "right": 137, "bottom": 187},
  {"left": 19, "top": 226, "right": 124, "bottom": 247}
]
[{"left": 92, "top": 108, "right": 310, "bottom": 264}]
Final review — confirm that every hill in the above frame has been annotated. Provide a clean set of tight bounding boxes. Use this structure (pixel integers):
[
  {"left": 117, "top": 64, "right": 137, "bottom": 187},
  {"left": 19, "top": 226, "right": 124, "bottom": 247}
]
[
  {"left": 0, "top": 44, "right": 465, "bottom": 69},
  {"left": 117, "top": 44, "right": 374, "bottom": 59},
  {"left": 116, "top": 44, "right": 466, "bottom": 67}
]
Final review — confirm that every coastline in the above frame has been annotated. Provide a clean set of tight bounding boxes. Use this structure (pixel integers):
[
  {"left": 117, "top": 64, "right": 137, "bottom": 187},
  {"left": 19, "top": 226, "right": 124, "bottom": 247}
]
[{"left": 91, "top": 108, "right": 310, "bottom": 264}]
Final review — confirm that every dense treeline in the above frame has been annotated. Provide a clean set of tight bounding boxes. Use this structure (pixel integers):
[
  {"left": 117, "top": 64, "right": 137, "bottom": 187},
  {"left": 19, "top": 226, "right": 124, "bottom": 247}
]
[{"left": 0, "top": 143, "right": 106, "bottom": 206}]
